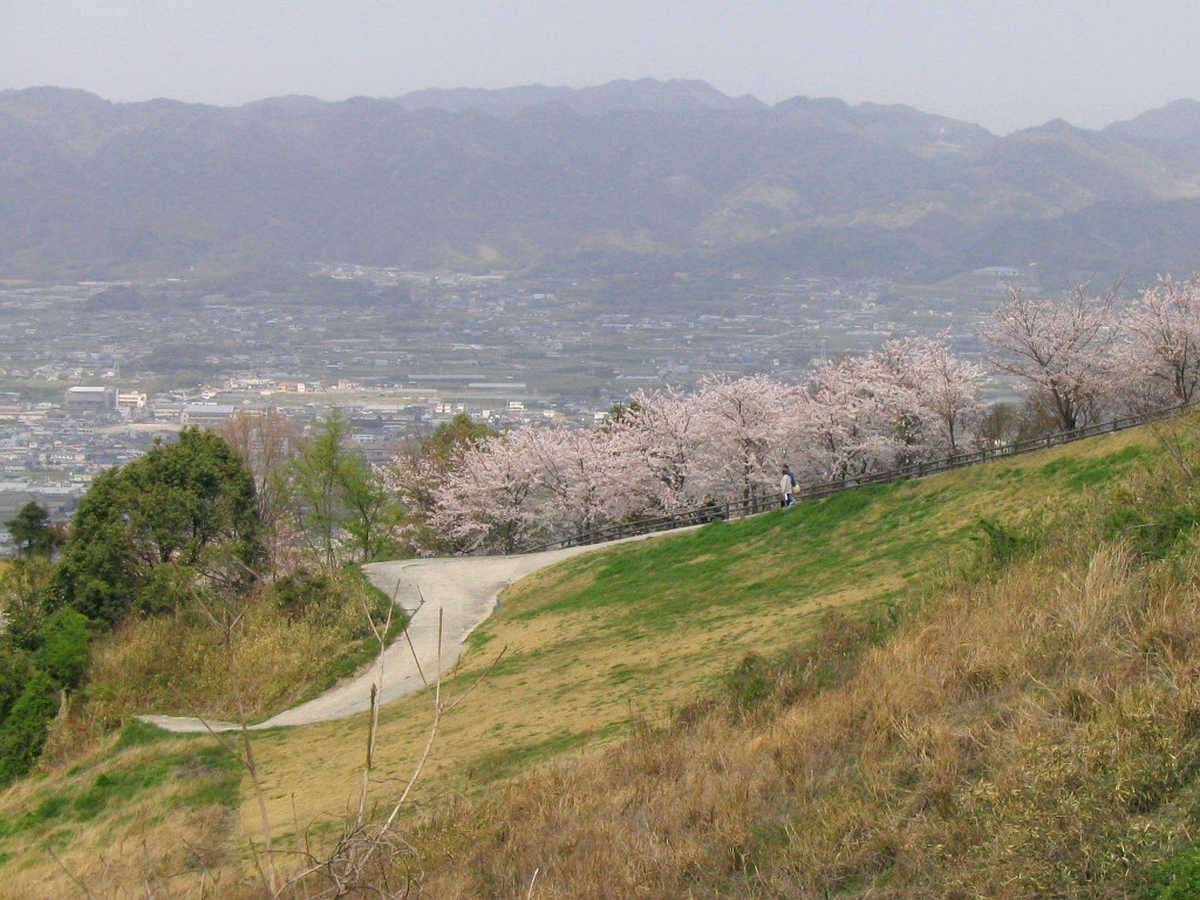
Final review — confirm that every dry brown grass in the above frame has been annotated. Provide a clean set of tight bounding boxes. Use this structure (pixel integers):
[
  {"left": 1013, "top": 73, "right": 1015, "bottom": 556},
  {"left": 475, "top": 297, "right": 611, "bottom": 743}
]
[
  {"left": 57, "top": 567, "right": 382, "bottom": 748},
  {"left": 239, "top": 568, "right": 860, "bottom": 851}
]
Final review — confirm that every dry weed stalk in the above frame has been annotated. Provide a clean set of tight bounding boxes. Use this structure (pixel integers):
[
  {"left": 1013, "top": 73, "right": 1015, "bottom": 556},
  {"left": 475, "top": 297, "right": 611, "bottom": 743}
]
[
  {"left": 190, "top": 567, "right": 284, "bottom": 895},
  {"left": 258, "top": 580, "right": 507, "bottom": 897},
  {"left": 354, "top": 583, "right": 395, "bottom": 830},
  {"left": 1144, "top": 414, "right": 1198, "bottom": 480},
  {"left": 46, "top": 844, "right": 95, "bottom": 899},
  {"left": 197, "top": 656, "right": 280, "bottom": 895}
]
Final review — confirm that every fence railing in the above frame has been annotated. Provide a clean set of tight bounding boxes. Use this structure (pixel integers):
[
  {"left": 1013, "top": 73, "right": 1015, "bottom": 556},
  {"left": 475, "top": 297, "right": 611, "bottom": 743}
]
[{"left": 522, "top": 402, "right": 1192, "bottom": 554}]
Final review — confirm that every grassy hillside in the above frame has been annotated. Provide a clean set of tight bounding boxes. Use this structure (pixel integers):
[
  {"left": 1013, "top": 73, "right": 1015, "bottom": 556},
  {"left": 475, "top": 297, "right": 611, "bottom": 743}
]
[
  {"left": 77, "top": 566, "right": 402, "bottom": 725},
  {"left": 0, "top": 722, "right": 241, "bottom": 891},
  {"left": 0, "top": 420, "right": 1192, "bottom": 895}
]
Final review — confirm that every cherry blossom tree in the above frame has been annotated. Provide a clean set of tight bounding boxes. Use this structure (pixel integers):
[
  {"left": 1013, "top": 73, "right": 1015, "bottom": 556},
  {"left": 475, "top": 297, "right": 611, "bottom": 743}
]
[
  {"left": 984, "top": 285, "right": 1115, "bottom": 431},
  {"left": 788, "top": 382, "right": 852, "bottom": 481},
  {"left": 513, "top": 425, "right": 629, "bottom": 537},
  {"left": 875, "top": 335, "right": 985, "bottom": 454},
  {"left": 427, "top": 426, "right": 545, "bottom": 554},
  {"left": 381, "top": 450, "right": 444, "bottom": 555},
  {"left": 799, "top": 355, "right": 906, "bottom": 479},
  {"left": 790, "top": 335, "right": 983, "bottom": 481},
  {"left": 692, "top": 374, "right": 797, "bottom": 504},
  {"left": 605, "top": 388, "right": 709, "bottom": 514},
  {"left": 1116, "top": 275, "right": 1200, "bottom": 409},
  {"left": 385, "top": 413, "right": 500, "bottom": 554}
]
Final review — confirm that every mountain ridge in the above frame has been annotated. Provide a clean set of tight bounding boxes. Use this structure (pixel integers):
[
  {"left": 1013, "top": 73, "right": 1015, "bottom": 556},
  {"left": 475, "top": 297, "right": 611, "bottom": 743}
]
[{"left": 2, "top": 80, "right": 1200, "bottom": 284}]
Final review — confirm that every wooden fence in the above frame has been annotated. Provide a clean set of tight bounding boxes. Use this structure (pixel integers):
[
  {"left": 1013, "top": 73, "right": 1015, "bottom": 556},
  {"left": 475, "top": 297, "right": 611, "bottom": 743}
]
[{"left": 522, "top": 402, "right": 1192, "bottom": 554}]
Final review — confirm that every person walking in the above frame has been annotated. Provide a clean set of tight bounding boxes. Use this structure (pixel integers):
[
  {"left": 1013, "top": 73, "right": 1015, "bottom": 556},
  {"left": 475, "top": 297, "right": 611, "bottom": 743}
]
[{"left": 780, "top": 464, "right": 797, "bottom": 507}]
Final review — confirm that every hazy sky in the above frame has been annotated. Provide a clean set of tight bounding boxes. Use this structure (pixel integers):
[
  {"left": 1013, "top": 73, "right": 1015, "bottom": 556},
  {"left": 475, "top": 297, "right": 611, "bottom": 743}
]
[{"left": 4, "top": 0, "right": 1200, "bottom": 134}]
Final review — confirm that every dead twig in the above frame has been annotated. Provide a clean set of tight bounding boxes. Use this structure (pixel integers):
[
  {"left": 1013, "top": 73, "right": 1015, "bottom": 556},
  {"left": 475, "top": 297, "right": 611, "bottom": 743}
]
[
  {"left": 279, "top": 571, "right": 504, "bottom": 896},
  {"left": 355, "top": 578, "right": 394, "bottom": 828},
  {"left": 240, "top": 715, "right": 278, "bottom": 894},
  {"left": 379, "top": 608, "right": 444, "bottom": 837},
  {"left": 47, "top": 844, "right": 94, "bottom": 900}
]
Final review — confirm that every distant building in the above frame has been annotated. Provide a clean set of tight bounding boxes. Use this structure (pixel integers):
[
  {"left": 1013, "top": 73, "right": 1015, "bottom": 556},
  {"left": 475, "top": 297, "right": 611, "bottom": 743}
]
[
  {"left": 153, "top": 402, "right": 183, "bottom": 422},
  {"left": 181, "top": 404, "right": 236, "bottom": 427},
  {"left": 64, "top": 386, "right": 115, "bottom": 411},
  {"left": 115, "top": 391, "right": 147, "bottom": 410}
]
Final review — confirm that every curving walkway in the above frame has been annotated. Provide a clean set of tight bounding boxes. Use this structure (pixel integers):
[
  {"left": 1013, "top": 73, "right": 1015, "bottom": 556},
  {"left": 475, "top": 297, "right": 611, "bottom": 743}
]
[{"left": 137, "top": 534, "right": 678, "bottom": 733}]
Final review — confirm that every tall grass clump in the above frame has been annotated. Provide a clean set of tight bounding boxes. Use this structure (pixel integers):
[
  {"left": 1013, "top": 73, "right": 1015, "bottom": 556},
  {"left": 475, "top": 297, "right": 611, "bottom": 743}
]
[
  {"left": 41, "top": 566, "right": 397, "bottom": 762},
  {"left": 398, "top": 423, "right": 1200, "bottom": 897}
]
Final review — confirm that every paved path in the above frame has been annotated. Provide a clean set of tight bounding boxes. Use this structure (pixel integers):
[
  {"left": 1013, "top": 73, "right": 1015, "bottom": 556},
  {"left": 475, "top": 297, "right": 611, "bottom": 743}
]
[{"left": 138, "top": 537, "right": 669, "bottom": 733}]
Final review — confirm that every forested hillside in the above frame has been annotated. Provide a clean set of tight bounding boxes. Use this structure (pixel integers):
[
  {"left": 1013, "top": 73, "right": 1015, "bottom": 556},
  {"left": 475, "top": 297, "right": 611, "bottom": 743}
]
[{"left": 6, "top": 82, "right": 1200, "bottom": 283}]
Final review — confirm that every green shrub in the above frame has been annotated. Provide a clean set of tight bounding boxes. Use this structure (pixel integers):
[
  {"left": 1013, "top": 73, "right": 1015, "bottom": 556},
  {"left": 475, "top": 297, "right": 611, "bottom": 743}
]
[
  {"left": 972, "top": 517, "right": 1039, "bottom": 567},
  {"left": 134, "top": 562, "right": 199, "bottom": 617},
  {"left": 725, "top": 653, "right": 773, "bottom": 712},
  {"left": 1105, "top": 505, "right": 1200, "bottom": 562},
  {"left": 1143, "top": 842, "right": 1200, "bottom": 898},
  {"left": 35, "top": 608, "right": 91, "bottom": 688},
  {"left": 721, "top": 610, "right": 877, "bottom": 720},
  {"left": 0, "top": 556, "right": 53, "bottom": 651},
  {"left": 48, "top": 430, "right": 263, "bottom": 626},
  {"left": 0, "top": 670, "right": 59, "bottom": 784},
  {"left": 270, "top": 568, "right": 331, "bottom": 621},
  {"left": 0, "top": 648, "right": 32, "bottom": 722}
]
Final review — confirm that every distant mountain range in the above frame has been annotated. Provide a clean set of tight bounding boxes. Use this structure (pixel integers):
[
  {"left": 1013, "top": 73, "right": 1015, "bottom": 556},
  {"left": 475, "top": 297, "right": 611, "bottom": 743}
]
[{"left": 4, "top": 80, "right": 1200, "bottom": 285}]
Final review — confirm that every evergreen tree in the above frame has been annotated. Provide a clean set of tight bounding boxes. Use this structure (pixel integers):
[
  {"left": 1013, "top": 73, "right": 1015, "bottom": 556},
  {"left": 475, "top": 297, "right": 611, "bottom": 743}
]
[
  {"left": 48, "top": 429, "right": 263, "bottom": 625},
  {"left": 3, "top": 501, "right": 62, "bottom": 557}
]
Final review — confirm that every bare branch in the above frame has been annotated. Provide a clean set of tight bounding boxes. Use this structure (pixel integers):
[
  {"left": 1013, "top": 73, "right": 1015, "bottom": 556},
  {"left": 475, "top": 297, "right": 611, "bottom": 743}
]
[{"left": 444, "top": 644, "right": 509, "bottom": 715}]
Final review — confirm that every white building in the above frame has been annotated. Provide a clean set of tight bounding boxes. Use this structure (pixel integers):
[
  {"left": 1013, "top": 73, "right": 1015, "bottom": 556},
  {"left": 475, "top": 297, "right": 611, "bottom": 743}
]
[{"left": 115, "top": 391, "right": 147, "bottom": 410}]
